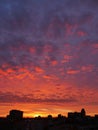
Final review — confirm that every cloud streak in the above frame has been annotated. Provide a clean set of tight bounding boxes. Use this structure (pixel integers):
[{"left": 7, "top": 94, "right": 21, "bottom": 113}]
[{"left": 0, "top": 91, "right": 77, "bottom": 104}]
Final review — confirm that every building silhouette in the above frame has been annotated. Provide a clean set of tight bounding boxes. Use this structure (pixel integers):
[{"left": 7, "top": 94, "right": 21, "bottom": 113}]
[
  {"left": 81, "top": 108, "right": 86, "bottom": 117},
  {"left": 7, "top": 109, "right": 23, "bottom": 121},
  {"left": 68, "top": 108, "right": 86, "bottom": 119}
]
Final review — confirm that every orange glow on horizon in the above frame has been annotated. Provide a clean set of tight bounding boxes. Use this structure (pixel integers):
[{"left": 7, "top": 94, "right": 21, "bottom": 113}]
[{"left": 0, "top": 102, "right": 98, "bottom": 118}]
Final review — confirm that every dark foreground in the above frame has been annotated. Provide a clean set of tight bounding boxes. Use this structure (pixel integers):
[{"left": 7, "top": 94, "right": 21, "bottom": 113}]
[{"left": 0, "top": 109, "right": 98, "bottom": 130}]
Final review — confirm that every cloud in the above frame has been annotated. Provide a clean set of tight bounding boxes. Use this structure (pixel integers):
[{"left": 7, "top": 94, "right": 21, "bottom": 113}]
[
  {"left": 0, "top": 87, "right": 98, "bottom": 106},
  {"left": 0, "top": 0, "right": 98, "bottom": 107},
  {"left": 81, "top": 65, "right": 94, "bottom": 72},
  {"left": 35, "top": 66, "right": 44, "bottom": 73},
  {"left": 0, "top": 91, "right": 77, "bottom": 104},
  {"left": 67, "top": 69, "right": 80, "bottom": 75},
  {"left": 62, "top": 55, "right": 72, "bottom": 63}
]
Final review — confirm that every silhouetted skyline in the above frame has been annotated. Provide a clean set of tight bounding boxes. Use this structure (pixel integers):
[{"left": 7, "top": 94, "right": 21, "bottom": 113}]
[
  {"left": 0, "top": 108, "right": 98, "bottom": 130},
  {"left": 2, "top": 108, "right": 98, "bottom": 118}
]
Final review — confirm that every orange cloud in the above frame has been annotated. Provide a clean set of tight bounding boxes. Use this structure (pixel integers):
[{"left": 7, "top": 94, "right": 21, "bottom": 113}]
[
  {"left": 43, "top": 75, "right": 51, "bottom": 79},
  {"left": 67, "top": 69, "right": 80, "bottom": 74},
  {"left": 35, "top": 66, "right": 44, "bottom": 73}
]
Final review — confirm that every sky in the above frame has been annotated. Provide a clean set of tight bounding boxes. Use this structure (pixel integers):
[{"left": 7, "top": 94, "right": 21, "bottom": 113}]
[{"left": 0, "top": 0, "right": 98, "bottom": 117}]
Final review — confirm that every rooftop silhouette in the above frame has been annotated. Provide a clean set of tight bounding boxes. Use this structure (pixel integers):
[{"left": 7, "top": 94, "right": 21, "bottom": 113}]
[{"left": 0, "top": 108, "right": 98, "bottom": 130}]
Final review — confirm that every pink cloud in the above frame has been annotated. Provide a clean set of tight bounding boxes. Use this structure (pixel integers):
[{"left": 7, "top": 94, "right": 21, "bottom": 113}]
[
  {"left": 81, "top": 65, "right": 94, "bottom": 72},
  {"left": 76, "top": 30, "right": 87, "bottom": 37},
  {"left": 51, "top": 60, "right": 58, "bottom": 66},
  {"left": 29, "top": 47, "right": 36, "bottom": 54},
  {"left": 92, "top": 43, "right": 98, "bottom": 49},
  {"left": 62, "top": 55, "right": 72, "bottom": 63},
  {"left": 67, "top": 69, "right": 80, "bottom": 74},
  {"left": 65, "top": 23, "right": 73, "bottom": 36}
]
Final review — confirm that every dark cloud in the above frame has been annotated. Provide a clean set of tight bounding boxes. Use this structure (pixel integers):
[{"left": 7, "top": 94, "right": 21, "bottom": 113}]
[
  {"left": 0, "top": 89, "right": 98, "bottom": 106},
  {"left": 0, "top": 91, "right": 77, "bottom": 104}
]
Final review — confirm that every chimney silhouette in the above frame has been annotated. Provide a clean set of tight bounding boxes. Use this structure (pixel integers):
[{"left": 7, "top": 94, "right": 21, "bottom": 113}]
[{"left": 81, "top": 108, "right": 86, "bottom": 117}]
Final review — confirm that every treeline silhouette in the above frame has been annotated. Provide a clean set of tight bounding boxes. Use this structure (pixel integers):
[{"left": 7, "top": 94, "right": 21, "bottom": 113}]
[{"left": 0, "top": 108, "right": 98, "bottom": 130}]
